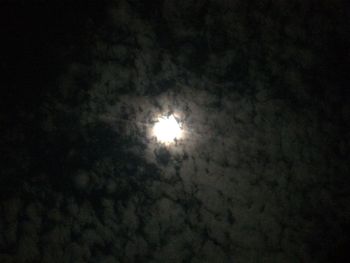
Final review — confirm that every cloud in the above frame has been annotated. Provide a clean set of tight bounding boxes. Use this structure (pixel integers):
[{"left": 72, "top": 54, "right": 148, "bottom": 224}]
[{"left": 1, "top": 0, "right": 348, "bottom": 262}]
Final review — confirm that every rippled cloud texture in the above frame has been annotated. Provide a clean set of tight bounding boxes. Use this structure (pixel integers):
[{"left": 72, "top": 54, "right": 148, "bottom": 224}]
[{"left": 1, "top": 0, "right": 349, "bottom": 262}]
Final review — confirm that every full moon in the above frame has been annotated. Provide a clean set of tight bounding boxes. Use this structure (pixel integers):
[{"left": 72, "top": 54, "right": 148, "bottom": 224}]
[{"left": 153, "top": 115, "right": 182, "bottom": 144}]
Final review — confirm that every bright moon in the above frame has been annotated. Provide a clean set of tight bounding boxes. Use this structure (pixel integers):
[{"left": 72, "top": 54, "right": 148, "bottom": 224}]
[{"left": 153, "top": 115, "right": 182, "bottom": 144}]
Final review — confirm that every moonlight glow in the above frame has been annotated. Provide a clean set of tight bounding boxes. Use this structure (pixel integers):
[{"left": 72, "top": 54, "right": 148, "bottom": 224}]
[{"left": 153, "top": 115, "right": 182, "bottom": 144}]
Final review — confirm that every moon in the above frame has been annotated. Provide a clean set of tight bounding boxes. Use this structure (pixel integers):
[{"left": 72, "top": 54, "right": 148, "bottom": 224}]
[{"left": 153, "top": 114, "right": 183, "bottom": 144}]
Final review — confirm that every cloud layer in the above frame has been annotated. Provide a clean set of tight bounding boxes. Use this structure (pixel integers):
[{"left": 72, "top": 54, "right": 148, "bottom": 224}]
[{"left": 1, "top": 0, "right": 349, "bottom": 262}]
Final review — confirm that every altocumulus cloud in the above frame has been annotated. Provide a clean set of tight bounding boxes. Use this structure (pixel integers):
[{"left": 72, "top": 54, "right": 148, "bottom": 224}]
[{"left": 1, "top": 0, "right": 349, "bottom": 262}]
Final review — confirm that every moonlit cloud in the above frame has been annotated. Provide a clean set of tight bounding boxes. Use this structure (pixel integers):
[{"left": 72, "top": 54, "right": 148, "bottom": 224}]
[{"left": 1, "top": 0, "right": 348, "bottom": 262}]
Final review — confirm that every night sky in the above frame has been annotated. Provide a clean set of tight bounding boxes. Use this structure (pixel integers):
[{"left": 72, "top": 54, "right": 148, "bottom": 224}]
[{"left": 1, "top": 1, "right": 349, "bottom": 262}]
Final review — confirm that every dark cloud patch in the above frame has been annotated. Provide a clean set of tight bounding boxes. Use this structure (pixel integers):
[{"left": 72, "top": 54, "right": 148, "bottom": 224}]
[{"left": 154, "top": 147, "right": 171, "bottom": 166}]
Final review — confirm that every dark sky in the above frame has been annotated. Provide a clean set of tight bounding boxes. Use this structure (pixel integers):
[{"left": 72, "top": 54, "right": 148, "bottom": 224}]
[{"left": 0, "top": 0, "right": 349, "bottom": 262}]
